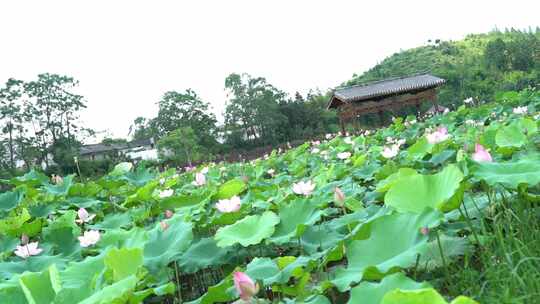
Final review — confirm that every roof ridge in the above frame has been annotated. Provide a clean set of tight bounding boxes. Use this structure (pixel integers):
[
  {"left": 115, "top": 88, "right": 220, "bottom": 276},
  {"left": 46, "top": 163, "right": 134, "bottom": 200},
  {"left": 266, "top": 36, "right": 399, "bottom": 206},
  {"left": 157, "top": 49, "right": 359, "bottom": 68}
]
[{"left": 336, "top": 71, "right": 434, "bottom": 91}]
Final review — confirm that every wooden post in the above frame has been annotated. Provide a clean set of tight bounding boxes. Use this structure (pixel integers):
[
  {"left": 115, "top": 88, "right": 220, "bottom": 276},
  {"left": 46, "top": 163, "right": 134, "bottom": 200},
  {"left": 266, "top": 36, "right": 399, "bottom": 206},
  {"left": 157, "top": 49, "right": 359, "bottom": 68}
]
[
  {"left": 431, "top": 93, "right": 439, "bottom": 114},
  {"left": 339, "top": 113, "right": 346, "bottom": 136},
  {"left": 415, "top": 102, "right": 421, "bottom": 120}
]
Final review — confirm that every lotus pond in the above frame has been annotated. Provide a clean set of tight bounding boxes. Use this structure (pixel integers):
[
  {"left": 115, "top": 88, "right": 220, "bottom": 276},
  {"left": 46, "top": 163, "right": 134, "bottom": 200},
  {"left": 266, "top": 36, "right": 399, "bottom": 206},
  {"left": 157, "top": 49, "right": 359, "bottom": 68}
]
[{"left": 1, "top": 90, "right": 539, "bottom": 303}]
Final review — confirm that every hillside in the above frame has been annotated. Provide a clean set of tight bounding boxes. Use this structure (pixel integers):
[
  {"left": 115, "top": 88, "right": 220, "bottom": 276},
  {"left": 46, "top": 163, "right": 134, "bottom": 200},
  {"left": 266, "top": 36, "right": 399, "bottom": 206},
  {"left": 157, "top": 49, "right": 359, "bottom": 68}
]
[{"left": 345, "top": 29, "right": 540, "bottom": 108}]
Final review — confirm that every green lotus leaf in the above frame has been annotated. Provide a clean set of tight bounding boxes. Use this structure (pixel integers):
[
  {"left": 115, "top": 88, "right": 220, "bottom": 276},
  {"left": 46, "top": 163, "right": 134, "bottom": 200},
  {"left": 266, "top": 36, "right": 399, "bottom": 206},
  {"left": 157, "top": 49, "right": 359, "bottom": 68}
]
[
  {"left": 53, "top": 253, "right": 106, "bottom": 303},
  {"left": 216, "top": 178, "right": 246, "bottom": 199},
  {"left": 246, "top": 256, "right": 314, "bottom": 285},
  {"left": 376, "top": 168, "right": 418, "bottom": 193},
  {"left": 104, "top": 247, "right": 143, "bottom": 282},
  {"left": 215, "top": 211, "right": 280, "bottom": 247},
  {"left": 0, "top": 255, "right": 67, "bottom": 280},
  {"left": 185, "top": 275, "right": 234, "bottom": 304},
  {"left": 0, "top": 278, "right": 26, "bottom": 304},
  {"left": 78, "top": 275, "right": 138, "bottom": 304},
  {"left": 161, "top": 194, "right": 206, "bottom": 210},
  {"left": 471, "top": 155, "right": 540, "bottom": 188},
  {"left": 407, "top": 137, "right": 433, "bottom": 160},
  {"left": 495, "top": 122, "right": 527, "bottom": 148},
  {"left": 43, "top": 175, "right": 75, "bottom": 196},
  {"left": 269, "top": 199, "right": 322, "bottom": 244},
  {"left": 97, "top": 227, "right": 148, "bottom": 250},
  {"left": 0, "top": 190, "right": 24, "bottom": 212},
  {"left": 19, "top": 264, "right": 61, "bottom": 304},
  {"left": 381, "top": 288, "right": 478, "bottom": 304},
  {"left": 331, "top": 210, "right": 442, "bottom": 291},
  {"left": 385, "top": 165, "right": 463, "bottom": 213},
  {"left": 109, "top": 162, "right": 133, "bottom": 176},
  {"left": 0, "top": 208, "right": 31, "bottom": 236},
  {"left": 121, "top": 167, "right": 156, "bottom": 186},
  {"left": 348, "top": 272, "right": 430, "bottom": 304},
  {"left": 179, "top": 238, "right": 232, "bottom": 273},
  {"left": 89, "top": 212, "right": 131, "bottom": 230},
  {"left": 9, "top": 170, "right": 49, "bottom": 187},
  {"left": 143, "top": 216, "right": 193, "bottom": 274}
]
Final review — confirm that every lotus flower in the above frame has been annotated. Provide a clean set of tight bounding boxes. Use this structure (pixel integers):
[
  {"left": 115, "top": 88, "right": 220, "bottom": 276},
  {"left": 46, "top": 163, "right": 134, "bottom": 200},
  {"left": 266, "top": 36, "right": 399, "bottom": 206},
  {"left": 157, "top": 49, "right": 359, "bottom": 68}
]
[
  {"left": 334, "top": 187, "right": 345, "bottom": 205},
  {"left": 292, "top": 180, "right": 315, "bottom": 196},
  {"left": 463, "top": 97, "right": 473, "bottom": 104},
  {"left": 344, "top": 137, "right": 353, "bottom": 145},
  {"left": 159, "top": 189, "right": 174, "bottom": 198},
  {"left": 78, "top": 230, "right": 100, "bottom": 247},
  {"left": 426, "top": 127, "right": 450, "bottom": 144},
  {"left": 337, "top": 152, "right": 351, "bottom": 160},
  {"left": 325, "top": 133, "right": 333, "bottom": 139},
  {"left": 51, "top": 174, "right": 63, "bottom": 185},
  {"left": 267, "top": 169, "right": 275, "bottom": 175},
  {"left": 472, "top": 144, "right": 492, "bottom": 162},
  {"left": 164, "top": 209, "right": 174, "bottom": 218},
  {"left": 14, "top": 241, "right": 43, "bottom": 259},
  {"left": 420, "top": 227, "right": 430, "bottom": 235},
  {"left": 192, "top": 172, "right": 206, "bottom": 186},
  {"left": 233, "top": 271, "right": 259, "bottom": 301},
  {"left": 381, "top": 145, "right": 399, "bottom": 158},
  {"left": 76, "top": 208, "right": 96, "bottom": 224},
  {"left": 513, "top": 106, "right": 528, "bottom": 115},
  {"left": 216, "top": 196, "right": 242, "bottom": 213},
  {"left": 160, "top": 221, "right": 169, "bottom": 231},
  {"left": 311, "top": 148, "right": 320, "bottom": 154},
  {"left": 312, "top": 140, "right": 321, "bottom": 146},
  {"left": 184, "top": 166, "right": 196, "bottom": 172}
]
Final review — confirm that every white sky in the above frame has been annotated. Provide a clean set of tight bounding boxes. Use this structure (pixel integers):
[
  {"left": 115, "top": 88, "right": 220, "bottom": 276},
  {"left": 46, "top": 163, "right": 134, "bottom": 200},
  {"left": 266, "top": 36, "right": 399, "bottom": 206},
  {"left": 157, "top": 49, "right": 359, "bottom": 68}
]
[{"left": 1, "top": 0, "right": 538, "bottom": 142}]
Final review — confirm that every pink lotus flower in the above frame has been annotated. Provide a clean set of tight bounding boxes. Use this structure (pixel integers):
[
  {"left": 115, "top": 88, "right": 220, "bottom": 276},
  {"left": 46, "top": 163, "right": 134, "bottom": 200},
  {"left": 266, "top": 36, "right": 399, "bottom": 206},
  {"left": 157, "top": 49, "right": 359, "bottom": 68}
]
[
  {"left": 233, "top": 271, "right": 259, "bottom": 301},
  {"left": 216, "top": 196, "right": 242, "bottom": 213},
  {"left": 184, "top": 166, "right": 196, "bottom": 172},
  {"left": 192, "top": 172, "right": 206, "bottom": 186},
  {"left": 78, "top": 230, "right": 100, "bottom": 247},
  {"left": 160, "top": 221, "right": 169, "bottom": 231},
  {"left": 292, "top": 180, "right": 315, "bottom": 196},
  {"left": 51, "top": 174, "right": 63, "bottom": 185},
  {"left": 14, "top": 241, "right": 43, "bottom": 259},
  {"left": 75, "top": 208, "right": 96, "bottom": 224},
  {"left": 311, "top": 140, "right": 320, "bottom": 146},
  {"left": 426, "top": 127, "right": 450, "bottom": 144},
  {"left": 513, "top": 106, "right": 528, "bottom": 115},
  {"left": 420, "top": 227, "right": 430, "bottom": 235},
  {"left": 164, "top": 210, "right": 174, "bottom": 218},
  {"left": 472, "top": 144, "right": 493, "bottom": 162},
  {"left": 337, "top": 152, "right": 351, "bottom": 160}
]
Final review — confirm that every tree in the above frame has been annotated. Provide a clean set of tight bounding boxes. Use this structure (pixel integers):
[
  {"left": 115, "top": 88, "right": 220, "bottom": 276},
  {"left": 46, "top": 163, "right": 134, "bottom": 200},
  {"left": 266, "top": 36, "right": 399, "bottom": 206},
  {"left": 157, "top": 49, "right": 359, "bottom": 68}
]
[
  {"left": 23, "top": 73, "right": 89, "bottom": 167},
  {"left": 154, "top": 89, "right": 218, "bottom": 149},
  {"left": 157, "top": 127, "right": 204, "bottom": 166},
  {"left": 0, "top": 78, "right": 25, "bottom": 172},
  {"left": 224, "top": 73, "right": 288, "bottom": 147}
]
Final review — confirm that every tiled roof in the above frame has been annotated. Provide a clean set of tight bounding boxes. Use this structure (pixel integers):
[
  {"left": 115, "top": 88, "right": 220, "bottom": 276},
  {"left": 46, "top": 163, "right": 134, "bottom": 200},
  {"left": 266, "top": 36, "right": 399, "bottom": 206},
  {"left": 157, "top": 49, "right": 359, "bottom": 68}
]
[{"left": 328, "top": 74, "right": 445, "bottom": 109}]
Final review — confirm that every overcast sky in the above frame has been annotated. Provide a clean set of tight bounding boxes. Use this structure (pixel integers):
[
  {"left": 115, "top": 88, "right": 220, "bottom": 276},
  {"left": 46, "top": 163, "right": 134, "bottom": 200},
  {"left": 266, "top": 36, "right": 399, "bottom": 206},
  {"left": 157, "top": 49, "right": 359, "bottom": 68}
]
[{"left": 1, "top": 1, "right": 538, "bottom": 142}]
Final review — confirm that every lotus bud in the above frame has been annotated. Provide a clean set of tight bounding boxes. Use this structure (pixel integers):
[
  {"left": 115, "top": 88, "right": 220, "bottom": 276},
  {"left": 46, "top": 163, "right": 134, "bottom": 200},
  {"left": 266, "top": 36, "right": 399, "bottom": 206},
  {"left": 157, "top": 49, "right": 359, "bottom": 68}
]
[
  {"left": 334, "top": 187, "right": 345, "bottom": 205},
  {"left": 160, "top": 221, "right": 169, "bottom": 231},
  {"left": 233, "top": 271, "right": 259, "bottom": 301},
  {"left": 420, "top": 227, "right": 430, "bottom": 235},
  {"left": 165, "top": 210, "right": 174, "bottom": 219},
  {"left": 21, "top": 234, "right": 29, "bottom": 245}
]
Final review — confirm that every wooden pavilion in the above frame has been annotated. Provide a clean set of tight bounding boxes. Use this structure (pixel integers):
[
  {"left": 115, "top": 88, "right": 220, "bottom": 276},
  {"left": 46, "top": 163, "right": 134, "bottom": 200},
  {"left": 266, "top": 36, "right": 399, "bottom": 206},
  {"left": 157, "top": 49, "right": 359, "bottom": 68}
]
[{"left": 327, "top": 74, "right": 445, "bottom": 134}]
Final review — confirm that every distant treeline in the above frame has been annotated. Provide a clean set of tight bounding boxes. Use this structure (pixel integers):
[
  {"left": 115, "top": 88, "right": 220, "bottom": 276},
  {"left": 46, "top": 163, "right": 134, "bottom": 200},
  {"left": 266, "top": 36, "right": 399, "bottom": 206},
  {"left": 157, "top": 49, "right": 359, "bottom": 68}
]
[{"left": 2, "top": 28, "right": 538, "bottom": 175}]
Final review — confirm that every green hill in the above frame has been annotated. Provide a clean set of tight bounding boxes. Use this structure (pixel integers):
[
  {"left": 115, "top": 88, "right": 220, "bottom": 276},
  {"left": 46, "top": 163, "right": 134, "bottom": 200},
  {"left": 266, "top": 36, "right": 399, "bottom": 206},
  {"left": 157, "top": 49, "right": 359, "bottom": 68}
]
[{"left": 345, "top": 29, "right": 540, "bottom": 108}]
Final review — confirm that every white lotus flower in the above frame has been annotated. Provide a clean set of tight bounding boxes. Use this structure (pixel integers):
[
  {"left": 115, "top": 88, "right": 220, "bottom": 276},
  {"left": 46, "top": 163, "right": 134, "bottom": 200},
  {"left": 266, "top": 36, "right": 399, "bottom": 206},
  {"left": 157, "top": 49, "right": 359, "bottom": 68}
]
[
  {"left": 337, "top": 152, "right": 351, "bottom": 160},
  {"left": 78, "top": 230, "right": 100, "bottom": 247},
  {"left": 381, "top": 145, "right": 399, "bottom": 158},
  {"left": 325, "top": 133, "right": 333, "bottom": 139},
  {"left": 201, "top": 167, "right": 209, "bottom": 174},
  {"left": 192, "top": 172, "right": 206, "bottom": 186},
  {"left": 463, "top": 97, "right": 473, "bottom": 104},
  {"left": 311, "top": 148, "right": 320, "bottom": 154},
  {"left": 14, "top": 242, "right": 43, "bottom": 259},
  {"left": 215, "top": 196, "right": 242, "bottom": 213},
  {"left": 292, "top": 180, "right": 315, "bottom": 196},
  {"left": 75, "top": 208, "right": 96, "bottom": 224},
  {"left": 159, "top": 189, "right": 174, "bottom": 198},
  {"left": 513, "top": 106, "right": 528, "bottom": 115},
  {"left": 267, "top": 169, "right": 275, "bottom": 175}
]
